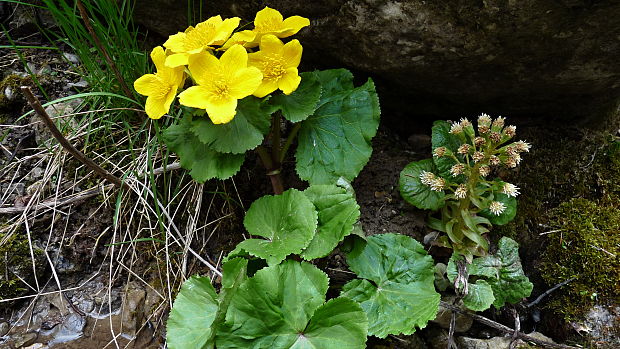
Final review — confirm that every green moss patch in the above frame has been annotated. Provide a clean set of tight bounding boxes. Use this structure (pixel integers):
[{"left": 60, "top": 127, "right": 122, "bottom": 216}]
[{"left": 0, "top": 232, "right": 41, "bottom": 301}]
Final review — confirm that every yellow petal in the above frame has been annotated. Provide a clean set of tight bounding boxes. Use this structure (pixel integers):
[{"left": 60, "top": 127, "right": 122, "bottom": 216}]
[
  {"left": 282, "top": 39, "right": 302, "bottom": 68},
  {"left": 221, "top": 30, "right": 256, "bottom": 50},
  {"left": 253, "top": 79, "right": 278, "bottom": 98},
  {"left": 282, "top": 16, "right": 310, "bottom": 35},
  {"left": 165, "top": 53, "right": 190, "bottom": 68},
  {"left": 254, "top": 7, "right": 283, "bottom": 30},
  {"left": 163, "top": 32, "right": 187, "bottom": 53},
  {"left": 211, "top": 17, "right": 241, "bottom": 45},
  {"left": 203, "top": 15, "right": 223, "bottom": 27},
  {"left": 205, "top": 97, "right": 237, "bottom": 124},
  {"left": 187, "top": 51, "right": 220, "bottom": 85},
  {"left": 145, "top": 96, "right": 168, "bottom": 119},
  {"left": 258, "top": 34, "right": 284, "bottom": 54},
  {"left": 163, "top": 87, "right": 178, "bottom": 115},
  {"left": 220, "top": 45, "right": 248, "bottom": 78},
  {"left": 278, "top": 68, "right": 301, "bottom": 95},
  {"left": 178, "top": 86, "right": 212, "bottom": 110},
  {"left": 134, "top": 74, "right": 162, "bottom": 96},
  {"left": 229, "top": 67, "right": 263, "bottom": 99},
  {"left": 150, "top": 46, "right": 166, "bottom": 71}
]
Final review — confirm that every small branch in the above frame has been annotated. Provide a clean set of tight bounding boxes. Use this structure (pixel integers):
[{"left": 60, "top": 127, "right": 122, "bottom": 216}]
[
  {"left": 21, "top": 87, "right": 128, "bottom": 190},
  {"left": 526, "top": 277, "right": 577, "bottom": 308},
  {"left": 0, "top": 184, "right": 114, "bottom": 215},
  {"left": 256, "top": 146, "right": 284, "bottom": 195},
  {"left": 75, "top": 0, "right": 134, "bottom": 101},
  {"left": 440, "top": 301, "right": 580, "bottom": 349}
]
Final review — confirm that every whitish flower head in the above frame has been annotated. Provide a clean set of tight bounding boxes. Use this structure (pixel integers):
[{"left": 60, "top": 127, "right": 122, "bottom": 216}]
[
  {"left": 502, "top": 183, "right": 520, "bottom": 197},
  {"left": 492, "top": 116, "right": 505, "bottom": 128},
  {"left": 474, "top": 136, "right": 486, "bottom": 147},
  {"left": 472, "top": 151, "right": 485, "bottom": 163},
  {"left": 504, "top": 125, "right": 516, "bottom": 138},
  {"left": 450, "top": 163, "right": 465, "bottom": 177},
  {"left": 459, "top": 118, "right": 472, "bottom": 128},
  {"left": 504, "top": 156, "right": 518, "bottom": 168},
  {"left": 457, "top": 144, "right": 471, "bottom": 155},
  {"left": 514, "top": 141, "right": 531, "bottom": 153},
  {"left": 479, "top": 165, "right": 491, "bottom": 177},
  {"left": 513, "top": 153, "right": 522, "bottom": 165},
  {"left": 450, "top": 122, "right": 463, "bottom": 134},
  {"left": 430, "top": 177, "right": 446, "bottom": 192},
  {"left": 455, "top": 184, "right": 467, "bottom": 199},
  {"left": 479, "top": 125, "right": 490, "bottom": 134},
  {"left": 419, "top": 171, "right": 436, "bottom": 185},
  {"left": 489, "top": 155, "right": 500, "bottom": 166},
  {"left": 478, "top": 113, "right": 492, "bottom": 125},
  {"left": 433, "top": 146, "right": 447, "bottom": 157},
  {"left": 490, "top": 132, "right": 502, "bottom": 143},
  {"left": 489, "top": 201, "right": 506, "bottom": 216},
  {"left": 506, "top": 145, "right": 518, "bottom": 156}
]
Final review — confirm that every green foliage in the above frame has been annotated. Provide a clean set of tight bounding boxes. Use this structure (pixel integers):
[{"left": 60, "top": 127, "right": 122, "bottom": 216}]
[
  {"left": 480, "top": 192, "right": 517, "bottom": 225},
  {"left": 431, "top": 120, "right": 462, "bottom": 179},
  {"left": 240, "top": 189, "right": 318, "bottom": 265},
  {"left": 163, "top": 115, "right": 245, "bottom": 182},
  {"left": 216, "top": 260, "right": 368, "bottom": 348},
  {"left": 540, "top": 198, "right": 620, "bottom": 321},
  {"left": 190, "top": 97, "right": 271, "bottom": 154},
  {"left": 448, "top": 237, "right": 533, "bottom": 310},
  {"left": 0, "top": 232, "right": 41, "bottom": 300},
  {"left": 301, "top": 184, "right": 360, "bottom": 260},
  {"left": 296, "top": 69, "right": 381, "bottom": 185},
  {"left": 269, "top": 72, "right": 322, "bottom": 123},
  {"left": 399, "top": 159, "right": 446, "bottom": 210},
  {"left": 341, "top": 234, "right": 440, "bottom": 338}
]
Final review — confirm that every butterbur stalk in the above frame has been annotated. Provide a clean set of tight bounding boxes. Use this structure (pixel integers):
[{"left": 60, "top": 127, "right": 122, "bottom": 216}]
[{"left": 400, "top": 114, "right": 530, "bottom": 261}]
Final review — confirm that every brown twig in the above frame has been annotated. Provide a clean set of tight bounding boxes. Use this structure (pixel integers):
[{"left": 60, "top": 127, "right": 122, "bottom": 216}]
[
  {"left": 75, "top": 0, "right": 134, "bottom": 101},
  {"left": 20, "top": 86, "right": 128, "bottom": 189},
  {"left": 440, "top": 301, "right": 580, "bottom": 349}
]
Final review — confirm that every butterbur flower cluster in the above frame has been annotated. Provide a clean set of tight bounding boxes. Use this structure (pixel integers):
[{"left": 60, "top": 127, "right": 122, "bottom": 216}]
[
  {"left": 421, "top": 114, "right": 530, "bottom": 216},
  {"left": 134, "top": 7, "right": 309, "bottom": 122}
]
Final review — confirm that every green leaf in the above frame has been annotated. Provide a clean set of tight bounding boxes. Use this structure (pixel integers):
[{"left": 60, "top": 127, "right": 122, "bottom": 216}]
[
  {"left": 431, "top": 120, "right": 463, "bottom": 179},
  {"left": 300, "top": 185, "right": 361, "bottom": 260},
  {"left": 166, "top": 276, "right": 219, "bottom": 349},
  {"left": 462, "top": 280, "right": 495, "bottom": 312},
  {"left": 239, "top": 189, "right": 318, "bottom": 265},
  {"left": 216, "top": 260, "right": 367, "bottom": 349},
  {"left": 399, "top": 159, "right": 446, "bottom": 210},
  {"left": 189, "top": 97, "right": 271, "bottom": 154},
  {"left": 487, "top": 237, "right": 533, "bottom": 307},
  {"left": 480, "top": 193, "right": 517, "bottom": 225},
  {"left": 269, "top": 72, "right": 322, "bottom": 122},
  {"left": 341, "top": 233, "right": 440, "bottom": 338},
  {"left": 163, "top": 115, "right": 245, "bottom": 182},
  {"left": 295, "top": 70, "right": 380, "bottom": 185}
]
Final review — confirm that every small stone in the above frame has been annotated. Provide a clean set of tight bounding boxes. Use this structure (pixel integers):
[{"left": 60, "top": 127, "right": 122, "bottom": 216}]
[
  {"left": 66, "top": 80, "right": 89, "bottom": 89},
  {"left": 4, "top": 86, "right": 15, "bottom": 101},
  {"left": 14, "top": 332, "right": 37, "bottom": 348},
  {"left": 0, "top": 321, "right": 9, "bottom": 336},
  {"left": 456, "top": 336, "right": 515, "bottom": 349},
  {"left": 23, "top": 343, "right": 47, "bottom": 349},
  {"left": 121, "top": 282, "right": 147, "bottom": 338},
  {"left": 62, "top": 53, "right": 80, "bottom": 64}
]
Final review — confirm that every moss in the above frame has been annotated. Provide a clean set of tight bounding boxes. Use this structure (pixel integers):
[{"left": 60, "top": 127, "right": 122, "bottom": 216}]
[
  {"left": 0, "top": 232, "right": 42, "bottom": 301},
  {"left": 539, "top": 198, "right": 620, "bottom": 321},
  {"left": 0, "top": 75, "right": 32, "bottom": 109}
]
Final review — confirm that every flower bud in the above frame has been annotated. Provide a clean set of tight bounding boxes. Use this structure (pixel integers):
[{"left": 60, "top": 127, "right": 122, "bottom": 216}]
[
  {"left": 450, "top": 122, "right": 463, "bottom": 134},
  {"left": 433, "top": 147, "right": 447, "bottom": 157},
  {"left": 457, "top": 144, "right": 471, "bottom": 155},
  {"left": 450, "top": 163, "right": 465, "bottom": 177},
  {"left": 430, "top": 177, "right": 446, "bottom": 192},
  {"left": 472, "top": 151, "right": 485, "bottom": 163},
  {"left": 514, "top": 141, "right": 531, "bottom": 153},
  {"left": 479, "top": 165, "right": 491, "bottom": 177},
  {"left": 474, "top": 137, "right": 486, "bottom": 147},
  {"left": 419, "top": 170, "right": 436, "bottom": 185},
  {"left": 502, "top": 183, "right": 520, "bottom": 197},
  {"left": 489, "top": 155, "right": 500, "bottom": 166},
  {"left": 454, "top": 184, "right": 467, "bottom": 199},
  {"left": 503, "top": 125, "right": 516, "bottom": 138},
  {"left": 490, "top": 132, "right": 502, "bottom": 143},
  {"left": 489, "top": 201, "right": 506, "bottom": 216}
]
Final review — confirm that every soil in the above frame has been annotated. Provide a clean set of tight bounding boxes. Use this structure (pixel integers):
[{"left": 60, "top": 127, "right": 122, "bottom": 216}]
[{"left": 1, "top": 10, "right": 619, "bottom": 349}]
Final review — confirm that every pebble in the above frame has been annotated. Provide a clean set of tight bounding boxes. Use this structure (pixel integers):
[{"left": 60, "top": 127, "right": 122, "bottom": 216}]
[{"left": 0, "top": 321, "right": 8, "bottom": 336}]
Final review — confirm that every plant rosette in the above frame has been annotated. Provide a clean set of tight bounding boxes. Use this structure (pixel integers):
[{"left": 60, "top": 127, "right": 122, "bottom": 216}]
[{"left": 134, "top": 7, "right": 380, "bottom": 193}]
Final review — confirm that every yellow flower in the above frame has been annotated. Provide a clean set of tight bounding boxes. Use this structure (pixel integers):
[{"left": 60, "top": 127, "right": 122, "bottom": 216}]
[
  {"left": 246, "top": 7, "right": 309, "bottom": 47},
  {"left": 221, "top": 30, "right": 256, "bottom": 50},
  {"left": 134, "top": 46, "right": 185, "bottom": 119},
  {"left": 249, "top": 35, "right": 302, "bottom": 98},
  {"left": 163, "top": 15, "right": 240, "bottom": 67},
  {"left": 178, "top": 45, "right": 262, "bottom": 124}
]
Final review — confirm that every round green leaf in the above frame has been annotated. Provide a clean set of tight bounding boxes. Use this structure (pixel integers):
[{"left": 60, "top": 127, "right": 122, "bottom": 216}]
[
  {"left": 342, "top": 234, "right": 440, "bottom": 337},
  {"left": 163, "top": 115, "right": 245, "bottom": 182},
  {"left": 399, "top": 159, "right": 446, "bottom": 211},
  {"left": 269, "top": 72, "right": 322, "bottom": 123},
  {"left": 295, "top": 70, "right": 380, "bottom": 185},
  {"left": 240, "top": 189, "right": 318, "bottom": 265},
  {"left": 431, "top": 120, "right": 464, "bottom": 179},
  {"left": 166, "top": 276, "right": 219, "bottom": 349},
  {"left": 189, "top": 97, "right": 271, "bottom": 154},
  {"left": 216, "top": 260, "right": 367, "bottom": 349},
  {"left": 462, "top": 280, "right": 495, "bottom": 312},
  {"left": 489, "top": 237, "right": 533, "bottom": 307},
  {"left": 301, "top": 185, "right": 361, "bottom": 260},
  {"left": 480, "top": 193, "right": 517, "bottom": 225}
]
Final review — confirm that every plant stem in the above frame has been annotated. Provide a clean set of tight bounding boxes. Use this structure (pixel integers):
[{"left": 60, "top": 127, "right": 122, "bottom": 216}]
[
  {"left": 256, "top": 145, "right": 284, "bottom": 195},
  {"left": 280, "top": 123, "right": 302, "bottom": 163}
]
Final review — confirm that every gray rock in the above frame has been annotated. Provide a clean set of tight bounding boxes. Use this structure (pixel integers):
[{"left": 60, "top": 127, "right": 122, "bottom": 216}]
[
  {"left": 30, "top": 99, "right": 81, "bottom": 146},
  {"left": 430, "top": 296, "right": 474, "bottom": 333},
  {"left": 14, "top": 332, "right": 37, "bottom": 348},
  {"left": 134, "top": 0, "right": 620, "bottom": 127},
  {"left": 457, "top": 336, "right": 514, "bottom": 349},
  {"left": 571, "top": 305, "right": 620, "bottom": 347},
  {"left": 0, "top": 321, "right": 9, "bottom": 337},
  {"left": 120, "top": 282, "right": 147, "bottom": 339}
]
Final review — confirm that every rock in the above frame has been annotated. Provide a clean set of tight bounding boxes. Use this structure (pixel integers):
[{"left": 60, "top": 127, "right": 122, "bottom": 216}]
[
  {"left": 0, "top": 321, "right": 9, "bottom": 337},
  {"left": 23, "top": 344, "right": 47, "bottom": 349},
  {"left": 14, "top": 332, "right": 37, "bottom": 348},
  {"left": 424, "top": 326, "right": 450, "bottom": 349},
  {"left": 66, "top": 79, "right": 89, "bottom": 89},
  {"left": 62, "top": 52, "right": 80, "bottom": 65},
  {"left": 430, "top": 296, "right": 474, "bottom": 333},
  {"left": 407, "top": 134, "right": 432, "bottom": 154},
  {"left": 134, "top": 1, "right": 620, "bottom": 128},
  {"left": 571, "top": 305, "right": 620, "bottom": 347},
  {"left": 120, "top": 282, "right": 147, "bottom": 338},
  {"left": 30, "top": 99, "right": 81, "bottom": 146},
  {"left": 4, "top": 86, "right": 15, "bottom": 101}
]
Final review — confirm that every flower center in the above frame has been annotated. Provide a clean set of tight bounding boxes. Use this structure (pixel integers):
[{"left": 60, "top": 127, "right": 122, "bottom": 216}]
[
  {"left": 154, "top": 83, "right": 171, "bottom": 99},
  {"left": 212, "top": 80, "right": 230, "bottom": 99},
  {"left": 263, "top": 57, "right": 286, "bottom": 80}
]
